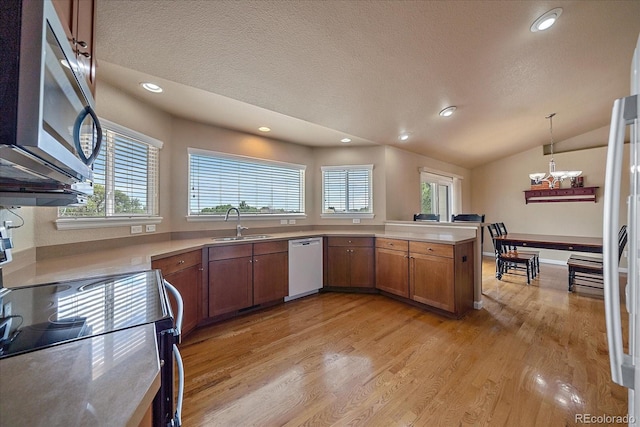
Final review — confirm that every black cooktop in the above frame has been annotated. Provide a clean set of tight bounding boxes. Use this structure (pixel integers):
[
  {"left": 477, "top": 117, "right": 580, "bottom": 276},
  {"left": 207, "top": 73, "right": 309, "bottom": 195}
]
[{"left": 0, "top": 270, "right": 171, "bottom": 359}]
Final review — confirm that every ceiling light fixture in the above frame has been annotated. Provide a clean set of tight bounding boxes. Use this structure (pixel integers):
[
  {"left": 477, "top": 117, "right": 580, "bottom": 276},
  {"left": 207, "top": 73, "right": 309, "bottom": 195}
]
[
  {"left": 439, "top": 106, "right": 457, "bottom": 117},
  {"left": 529, "top": 113, "right": 581, "bottom": 189},
  {"left": 399, "top": 133, "right": 410, "bottom": 141},
  {"left": 530, "top": 8, "right": 563, "bottom": 32},
  {"left": 340, "top": 138, "right": 352, "bottom": 143},
  {"left": 258, "top": 126, "right": 271, "bottom": 132},
  {"left": 141, "top": 82, "right": 163, "bottom": 93}
]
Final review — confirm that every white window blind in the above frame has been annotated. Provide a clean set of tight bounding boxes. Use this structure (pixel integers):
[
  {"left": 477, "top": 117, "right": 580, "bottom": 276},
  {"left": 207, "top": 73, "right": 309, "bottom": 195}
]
[
  {"left": 188, "top": 148, "right": 305, "bottom": 216},
  {"left": 59, "top": 120, "right": 161, "bottom": 219},
  {"left": 322, "top": 165, "right": 373, "bottom": 215}
]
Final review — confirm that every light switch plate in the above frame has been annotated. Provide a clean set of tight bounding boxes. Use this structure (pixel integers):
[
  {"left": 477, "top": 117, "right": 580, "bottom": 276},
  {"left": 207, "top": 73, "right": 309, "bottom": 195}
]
[{"left": 131, "top": 225, "right": 143, "bottom": 234}]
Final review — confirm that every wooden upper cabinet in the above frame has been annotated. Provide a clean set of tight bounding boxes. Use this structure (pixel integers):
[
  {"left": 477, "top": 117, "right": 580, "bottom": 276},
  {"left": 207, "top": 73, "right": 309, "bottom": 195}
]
[{"left": 52, "top": 0, "right": 97, "bottom": 95}]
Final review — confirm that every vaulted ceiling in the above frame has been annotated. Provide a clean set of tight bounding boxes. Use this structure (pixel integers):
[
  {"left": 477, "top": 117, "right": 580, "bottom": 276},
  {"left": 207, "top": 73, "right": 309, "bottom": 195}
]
[{"left": 96, "top": 0, "right": 640, "bottom": 169}]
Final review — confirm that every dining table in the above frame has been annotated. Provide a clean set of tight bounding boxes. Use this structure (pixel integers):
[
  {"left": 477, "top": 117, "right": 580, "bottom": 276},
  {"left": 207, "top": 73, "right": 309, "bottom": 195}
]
[
  {"left": 492, "top": 233, "right": 603, "bottom": 282},
  {"left": 493, "top": 233, "right": 603, "bottom": 254}
]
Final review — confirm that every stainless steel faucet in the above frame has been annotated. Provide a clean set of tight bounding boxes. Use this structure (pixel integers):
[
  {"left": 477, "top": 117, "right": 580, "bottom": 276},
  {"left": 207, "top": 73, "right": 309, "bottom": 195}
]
[{"left": 224, "top": 207, "right": 248, "bottom": 237}]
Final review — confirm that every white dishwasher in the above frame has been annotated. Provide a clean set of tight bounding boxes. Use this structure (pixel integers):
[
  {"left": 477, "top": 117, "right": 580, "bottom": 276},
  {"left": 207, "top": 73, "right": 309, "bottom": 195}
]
[{"left": 286, "top": 237, "right": 323, "bottom": 301}]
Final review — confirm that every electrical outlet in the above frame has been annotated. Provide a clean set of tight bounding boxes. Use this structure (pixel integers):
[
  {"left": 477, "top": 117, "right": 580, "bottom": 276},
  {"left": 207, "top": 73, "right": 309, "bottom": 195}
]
[
  {"left": 131, "top": 225, "right": 143, "bottom": 234},
  {"left": 352, "top": 218, "right": 361, "bottom": 224},
  {"left": 4, "top": 302, "right": 11, "bottom": 317},
  {"left": 280, "top": 220, "right": 288, "bottom": 225},
  {"left": 288, "top": 219, "right": 296, "bottom": 225},
  {"left": 3, "top": 221, "right": 12, "bottom": 239},
  {"left": 145, "top": 224, "right": 156, "bottom": 233}
]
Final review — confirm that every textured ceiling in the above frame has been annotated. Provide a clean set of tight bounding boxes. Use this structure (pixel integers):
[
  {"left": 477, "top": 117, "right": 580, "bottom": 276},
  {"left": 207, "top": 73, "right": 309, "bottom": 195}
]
[{"left": 95, "top": 0, "right": 640, "bottom": 169}]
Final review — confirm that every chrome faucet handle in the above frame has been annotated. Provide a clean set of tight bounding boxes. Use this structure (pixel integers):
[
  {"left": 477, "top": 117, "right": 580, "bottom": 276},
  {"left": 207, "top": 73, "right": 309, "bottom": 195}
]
[{"left": 236, "top": 224, "right": 248, "bottom": 237}]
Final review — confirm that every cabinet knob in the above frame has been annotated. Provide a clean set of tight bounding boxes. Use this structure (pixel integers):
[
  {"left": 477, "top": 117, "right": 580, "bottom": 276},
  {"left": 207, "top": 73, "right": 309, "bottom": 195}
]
[
  {"left": 348, "top": 240, "right": 352, "bottom": 243},
  {"left": 428, "top": 248, "right": 433, "bottom": 251}
]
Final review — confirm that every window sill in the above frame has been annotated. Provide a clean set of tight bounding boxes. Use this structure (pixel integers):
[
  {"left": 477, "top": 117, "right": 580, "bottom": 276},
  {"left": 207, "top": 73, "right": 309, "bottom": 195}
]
[
  {"left": 55, "top": 216, "right": 163, "bottom": 230},
  {"left": 320, "top": 213, "right": 375, "bottom": 219},
  {"left": 186, "top": 214, "right": 307, "bottom": 222}
]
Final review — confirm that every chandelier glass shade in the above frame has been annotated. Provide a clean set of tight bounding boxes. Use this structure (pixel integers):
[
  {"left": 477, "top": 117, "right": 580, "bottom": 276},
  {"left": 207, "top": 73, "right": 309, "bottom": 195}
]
[{"left": 528, "top": 113, "right": 582, "bottom": 188}]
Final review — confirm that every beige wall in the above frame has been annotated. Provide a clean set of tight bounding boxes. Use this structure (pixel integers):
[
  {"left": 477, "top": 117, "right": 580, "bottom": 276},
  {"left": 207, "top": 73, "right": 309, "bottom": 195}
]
[
  {"left": 169, "top": 117, "right": 316, "bottom": 233},
  {"left": 471, "top": 144, "right": 630, "bottom": 262},
  {"left": 17, "top": 80, "right": 627, "bottom": 262},
  {"left": 312, "top": 145, "right": 386, "bottom": 225},
  {"left": 384, "top": 146, "right": 472, "bottom": 221}
]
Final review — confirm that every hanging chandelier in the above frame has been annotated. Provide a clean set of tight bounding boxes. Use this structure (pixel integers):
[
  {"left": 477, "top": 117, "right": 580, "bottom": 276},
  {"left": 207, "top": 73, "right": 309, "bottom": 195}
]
[{"left": 528, "top": 113, "right": 581, "bottom": 189}]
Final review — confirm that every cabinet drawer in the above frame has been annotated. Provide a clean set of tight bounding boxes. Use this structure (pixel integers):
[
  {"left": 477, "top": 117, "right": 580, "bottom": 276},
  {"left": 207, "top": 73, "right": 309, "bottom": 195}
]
[
  {"left": 375, "top": 238, "right": 408, "bottom": 251},
  {"left": 327, "top": 236, "right": 374, "bottom": 247},
  {"left": 209, "top": 244, "right": 253, "bottom": 261},
  {"left": 409, "top": 241, "right": 453, "bottom": 258},
  {"left": 152, "top": 250, "right": 201, "bottom": 275},
  {"left": 253, "top": 240, "right": 288, "bottom": 255}
]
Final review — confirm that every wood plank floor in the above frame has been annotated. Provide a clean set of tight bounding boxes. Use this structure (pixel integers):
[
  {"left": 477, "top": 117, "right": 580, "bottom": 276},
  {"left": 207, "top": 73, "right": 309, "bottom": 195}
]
[{"left": 178, "top": 257, "right": 629, "bottom": 426}]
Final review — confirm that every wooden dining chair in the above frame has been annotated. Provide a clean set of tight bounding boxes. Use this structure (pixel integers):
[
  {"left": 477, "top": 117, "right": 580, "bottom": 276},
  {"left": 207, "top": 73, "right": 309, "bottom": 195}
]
[
  {"left": 567, "top": 225, "right": 627, "bottom": 292},
  {"left": 496, "top": 222, "right": 540, "bottom": 274},
  {"left": 488, "top": 223, "right": 537, "bottom": 285},
  {"left": 413, "top": 213, "right": 440, "bottom": 222}
]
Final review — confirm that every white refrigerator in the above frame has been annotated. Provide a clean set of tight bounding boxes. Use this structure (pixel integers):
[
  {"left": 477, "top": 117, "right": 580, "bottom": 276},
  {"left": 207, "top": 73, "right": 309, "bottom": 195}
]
[{"left": 604, "top": 32, "right": 640, "bottom": 424}]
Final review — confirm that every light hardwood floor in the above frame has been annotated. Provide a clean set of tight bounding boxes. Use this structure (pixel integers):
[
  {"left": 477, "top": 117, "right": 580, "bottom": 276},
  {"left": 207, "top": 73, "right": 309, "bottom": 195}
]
[{"left": 179, "top": 257, "right": 628, "bottom": 426}]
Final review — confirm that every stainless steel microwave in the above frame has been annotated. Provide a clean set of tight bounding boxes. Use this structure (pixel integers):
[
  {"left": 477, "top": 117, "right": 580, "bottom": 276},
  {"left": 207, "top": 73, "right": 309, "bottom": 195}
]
[{"left": 0, "top": 0, "right": 102, "bottom": 207}]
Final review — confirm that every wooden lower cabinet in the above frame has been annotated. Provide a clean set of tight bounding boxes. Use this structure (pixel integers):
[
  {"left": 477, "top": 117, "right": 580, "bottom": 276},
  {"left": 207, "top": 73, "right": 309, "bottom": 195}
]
[
  {"left": 376, "top": 238, "right": 474, "bottom": 317},
  {"left": 326, "top": 237, "right": 374, "bottom": 288},
  {"left": 410, "top": 251, "right": 455, "bottom": 312},
  {"left": 253, "top": 241, "right": 288, "bottom": 304},
  {"left": 151, "top": 250, "right": 203, "bottom": 338},
  {"left": 410, "top": 240, "right": 474, "bottom": 316},
  {"left": 208, "top": 241, "right": 288, "bottom": 317},
  {"left": 208, "top": 244, "right": 253, "bottom": 317},
  {"left": 375, "top": 238, "right": 409, "bottom": 297}
]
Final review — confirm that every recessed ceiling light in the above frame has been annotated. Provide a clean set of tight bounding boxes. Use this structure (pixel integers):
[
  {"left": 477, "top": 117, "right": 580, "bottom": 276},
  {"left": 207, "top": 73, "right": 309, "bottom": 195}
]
[
  {"left": 340, "top": 138, "right": 352, "bottom": 143},
  {"left": 258, "top": 126, "right": 271, "bottom": 132},
  {"left": 141, "top": 82, "right": 163, "bottom": 93},
  {"left": 399, "top": 133, "right": 410, "bottom": 141},
  {"left": 439, "top": 106, "right": 457, "bottom": 117},
  {"left": 530, "top": 8, "right": 562, "bottom": 32}
]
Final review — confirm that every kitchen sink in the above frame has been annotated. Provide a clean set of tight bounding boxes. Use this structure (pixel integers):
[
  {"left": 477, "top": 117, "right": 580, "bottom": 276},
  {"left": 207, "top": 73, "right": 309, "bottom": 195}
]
[{"left": 212, "top": 235, "right": 271, "bottom": 242}]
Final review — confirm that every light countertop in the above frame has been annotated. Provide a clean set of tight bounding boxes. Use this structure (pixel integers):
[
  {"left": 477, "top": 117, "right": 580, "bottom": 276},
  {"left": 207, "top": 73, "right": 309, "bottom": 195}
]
[
  {"left": 3, "top": 229, "right": 476, "bottom": 289},
  {"left": 0, "top": 324, "right": 160, "bottom": 427}
]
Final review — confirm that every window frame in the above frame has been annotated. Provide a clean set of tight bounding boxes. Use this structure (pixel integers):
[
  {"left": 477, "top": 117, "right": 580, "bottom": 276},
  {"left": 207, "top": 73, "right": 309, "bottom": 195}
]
[
  {"left": 419, "top": 168, "right": 462, "bottom": 223},
  {"left": 186, "top": 148, "right": 306, "bottom": 221},
  {"left": 321, "top": 164, "right": 374, "bottom": 219},
  {"left": 55, "top": 119, "right": 163, "bottom": 230}
]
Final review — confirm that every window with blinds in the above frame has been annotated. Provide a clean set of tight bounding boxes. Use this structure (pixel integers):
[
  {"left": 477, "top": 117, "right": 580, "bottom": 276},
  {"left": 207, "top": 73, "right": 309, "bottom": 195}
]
[
  {"left": 322, "top": 165, "right": 373, "bottom": 216},
  {"left": 59, "top": 120, "right": 161, "bottom": 218},
  {"left": 188, "top": 148, "right": 305, "bottom": 216}
]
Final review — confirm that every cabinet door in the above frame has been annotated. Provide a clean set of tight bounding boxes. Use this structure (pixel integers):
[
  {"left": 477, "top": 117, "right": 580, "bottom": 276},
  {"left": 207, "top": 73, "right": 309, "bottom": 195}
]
[
  {"left": 411, "top": 253, "right": 455, "bottom": 312},
  {"left": 75, "top": 0, "right": 96, "bottom": 92},
  {"left": 253, "top": 251, "right": 288, "bottom": 305},
  {"left": 349, "top": 247, "right": 375, "bottom": 288},
  {"left": 375, "top": 248, "right": 409, "bottom": 297},
  {"left": 327, "top": 246, "right": 351, "bottom": 287},
  {"left": 163, "top": 264, "right": 201, "bottom": 337},
  {"left": 209, "top": 256, "right": 253, "bottom": 317}
]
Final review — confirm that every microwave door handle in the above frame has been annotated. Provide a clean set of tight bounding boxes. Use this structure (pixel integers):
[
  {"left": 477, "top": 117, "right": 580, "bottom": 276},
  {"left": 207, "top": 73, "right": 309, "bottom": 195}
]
[
  {"left": 73, "top": 105, "right": 103, "bottom": 166},
  {"left": 172, "top": 344, "right": 184, "bottom": 427}
]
